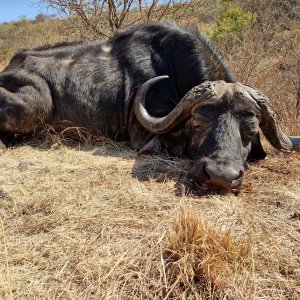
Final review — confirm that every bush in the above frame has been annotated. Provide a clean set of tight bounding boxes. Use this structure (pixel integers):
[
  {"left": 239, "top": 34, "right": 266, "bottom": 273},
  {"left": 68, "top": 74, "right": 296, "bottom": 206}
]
[{"left": 212, "top": 5, "right": 254, "bottom": 45}]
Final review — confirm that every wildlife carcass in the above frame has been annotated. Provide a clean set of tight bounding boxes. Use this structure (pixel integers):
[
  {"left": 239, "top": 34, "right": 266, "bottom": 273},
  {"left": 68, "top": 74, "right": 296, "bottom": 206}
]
[{"left": 0, "top": 22, "right": 299, "bottom": 191}]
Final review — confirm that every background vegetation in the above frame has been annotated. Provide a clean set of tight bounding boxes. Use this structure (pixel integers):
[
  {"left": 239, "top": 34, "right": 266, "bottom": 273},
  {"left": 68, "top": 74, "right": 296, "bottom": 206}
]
[{"left": 0, "top": 0, "right": 299, "bottom": 299}]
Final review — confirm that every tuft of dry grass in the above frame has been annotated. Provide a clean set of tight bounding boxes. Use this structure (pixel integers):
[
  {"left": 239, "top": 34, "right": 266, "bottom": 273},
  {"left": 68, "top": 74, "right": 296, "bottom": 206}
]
[{"left": 163, "top": 207, "right": 254, "bottom": 299}]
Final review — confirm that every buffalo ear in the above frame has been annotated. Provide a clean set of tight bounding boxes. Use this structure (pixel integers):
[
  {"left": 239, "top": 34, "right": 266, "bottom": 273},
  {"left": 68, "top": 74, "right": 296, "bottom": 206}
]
[
  {"left": 161, "top": 128, "right": 187, "bottom": 157},
  {"left": 247, "top": 132, "right": 267, "bottom": 161},
  {"left": 139, "top": 137, "right": 162, "bottom": 155}
]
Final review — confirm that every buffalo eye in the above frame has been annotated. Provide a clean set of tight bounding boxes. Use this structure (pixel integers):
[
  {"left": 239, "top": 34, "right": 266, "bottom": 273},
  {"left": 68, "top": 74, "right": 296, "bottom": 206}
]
[
  {"left": 243, "top": 128, "right": 259, "bottom": 139},
  {"left": 240, "top": 121, "right": 259, "bottom": 141},
  {"left": 237, "top": 111, "right": 259, "bottom": 141},
  {"left": 191, "top": 115, "right": 211, "bottom": 130}
]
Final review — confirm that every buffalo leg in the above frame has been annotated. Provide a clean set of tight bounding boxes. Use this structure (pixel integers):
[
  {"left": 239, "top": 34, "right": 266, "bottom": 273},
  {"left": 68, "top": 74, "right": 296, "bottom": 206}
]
[{"left": 0, "top": 72, "right": 54, "bottom": 137}]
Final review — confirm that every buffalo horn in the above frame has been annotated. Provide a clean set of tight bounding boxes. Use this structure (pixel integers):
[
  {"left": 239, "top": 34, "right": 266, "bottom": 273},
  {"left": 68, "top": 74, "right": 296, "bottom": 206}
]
[
  {"left": 134, "top": 76, "right": 217, "bottom": 134},
  {"left": 245, "top": 85, "right": 300, "bottom": 151}
]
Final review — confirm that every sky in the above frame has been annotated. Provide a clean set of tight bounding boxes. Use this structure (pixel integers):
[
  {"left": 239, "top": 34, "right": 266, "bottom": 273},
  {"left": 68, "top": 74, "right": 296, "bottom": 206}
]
[{"left": 0, "top": 0, "right": 55, "bottom": 23}]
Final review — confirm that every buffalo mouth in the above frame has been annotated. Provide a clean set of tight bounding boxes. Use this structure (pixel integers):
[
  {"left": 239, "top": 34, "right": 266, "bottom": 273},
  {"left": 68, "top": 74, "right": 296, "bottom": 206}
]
[
  {"left": 187, "top": 159, "right": 244, "bottom": 193},
  {"left": 188, "top": 177, "right": 243, "bottom": 193}
]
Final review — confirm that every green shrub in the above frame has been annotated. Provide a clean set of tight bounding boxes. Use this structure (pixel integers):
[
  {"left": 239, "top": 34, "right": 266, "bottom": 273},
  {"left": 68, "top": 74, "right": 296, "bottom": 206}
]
[{"left": 212, "top": 5, "right": 254, "bottom": 45}]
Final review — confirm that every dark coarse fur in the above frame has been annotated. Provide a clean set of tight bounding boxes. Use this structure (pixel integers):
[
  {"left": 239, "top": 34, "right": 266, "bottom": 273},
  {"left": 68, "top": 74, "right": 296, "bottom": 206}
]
[{"left": 0, "top": 22, "right": 235, "bottom": 143}]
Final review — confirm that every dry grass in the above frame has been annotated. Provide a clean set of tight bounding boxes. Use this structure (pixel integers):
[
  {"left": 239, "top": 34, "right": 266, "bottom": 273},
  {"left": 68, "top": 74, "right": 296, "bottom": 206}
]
[
  {"left": 162, "top": 208, "right": 254, "bottom": 299},
  {"left": 0, "top": 62, "right": 7, "bottom": 72},
  {"left": 0, "top": 137, "right": 299, "bottom": 299},
  {"left": 222, "top": 21, "right": 300, "bottom": 135}
]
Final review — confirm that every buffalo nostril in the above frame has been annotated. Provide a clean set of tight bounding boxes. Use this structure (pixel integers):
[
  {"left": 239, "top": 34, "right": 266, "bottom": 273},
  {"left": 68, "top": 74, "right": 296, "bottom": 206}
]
[
  {"left": 236, "top": 170, "right": 244, "bottom": 180},
  {"left": 204, "top": 164, "right": 244, "bottom": 188}
]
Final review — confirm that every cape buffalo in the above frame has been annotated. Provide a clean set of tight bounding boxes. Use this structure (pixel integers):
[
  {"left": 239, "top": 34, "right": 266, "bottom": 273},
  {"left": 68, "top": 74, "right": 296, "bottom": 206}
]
[{"left": 0, "top": 22, "right": 299, "bottom": 191}]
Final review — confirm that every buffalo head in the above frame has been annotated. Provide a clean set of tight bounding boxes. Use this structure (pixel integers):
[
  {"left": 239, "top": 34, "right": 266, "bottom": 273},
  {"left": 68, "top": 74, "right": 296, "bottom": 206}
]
[{"left": 134, "top": 76, "right": 300, "bottom": 191}]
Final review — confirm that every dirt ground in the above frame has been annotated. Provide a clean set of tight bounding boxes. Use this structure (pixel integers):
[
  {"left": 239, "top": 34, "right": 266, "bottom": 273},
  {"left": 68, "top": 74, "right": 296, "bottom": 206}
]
[{"left": 0, "top": 140, "right": 299, "bottom": 299}]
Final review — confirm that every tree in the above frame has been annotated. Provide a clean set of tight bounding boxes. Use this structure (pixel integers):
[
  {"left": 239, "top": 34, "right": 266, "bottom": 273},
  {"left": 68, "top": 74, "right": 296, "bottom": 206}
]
[
  {"left": 37, "top": 0, "right": 199, "bottom": 39},
  {"left": 35, "top": 13, "right": 48, "bottom": 22}
]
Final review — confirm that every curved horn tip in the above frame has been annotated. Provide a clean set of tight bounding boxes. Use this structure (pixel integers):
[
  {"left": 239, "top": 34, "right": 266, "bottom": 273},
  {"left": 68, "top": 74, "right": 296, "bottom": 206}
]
[
  {"left": 152, "top": 75, "right": 169, "bottom": 82},
  {"left": 141, "top": 75, "right": 169, "bottom": 88},
  {"left": 289, "top": 136, "right": 300, "bottom": 151},
  {"left": 158, "top": 75, "right": 169, "bottom": 79}
]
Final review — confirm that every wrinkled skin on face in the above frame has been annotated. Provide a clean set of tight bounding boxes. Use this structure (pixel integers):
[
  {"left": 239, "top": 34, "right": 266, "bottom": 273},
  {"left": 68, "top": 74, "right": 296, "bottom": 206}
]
[
  {"left": 185, "top": 98, "right": 262, "bottom": 190},
  {"left": 133, "top": 79, "right": 300, "bottom": 192},
  {"left": 158, "top": 91, "right": 264, "bottom": 191}
]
